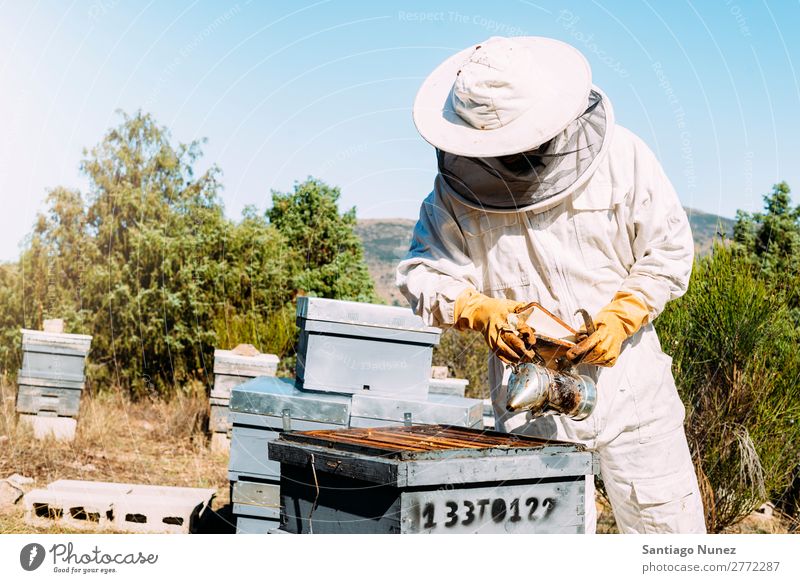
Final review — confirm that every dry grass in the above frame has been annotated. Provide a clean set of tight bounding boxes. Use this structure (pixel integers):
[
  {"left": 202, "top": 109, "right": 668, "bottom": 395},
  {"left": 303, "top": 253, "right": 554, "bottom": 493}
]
[
  {"left": 1, "top": 377, "right": 792, "bottom": 535},
  {"left": 594, "top": 490, "right": 792, "bottom": 534},
  {"left": 0, "top": 380, "right": 233, "bottom": 534}
]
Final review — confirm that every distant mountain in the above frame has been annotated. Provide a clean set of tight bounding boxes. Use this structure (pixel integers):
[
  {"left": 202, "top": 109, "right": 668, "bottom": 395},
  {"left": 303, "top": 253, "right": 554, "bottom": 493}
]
[
  {"left": 356, "top": 208, "right": 734, "bottom": 305},
  {"left": 684, "top": 207, "right": 735, "bottom": 253},
  {"left": 356, "top": 219, "right": 417, "bottom": 306}
]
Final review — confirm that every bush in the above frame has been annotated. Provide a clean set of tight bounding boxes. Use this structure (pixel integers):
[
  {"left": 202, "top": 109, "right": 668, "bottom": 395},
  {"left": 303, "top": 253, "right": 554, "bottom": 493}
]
[
  {"left": 432, "top": 328, "right": 490, "bottom": 400},
  {"left": 656, "top": 243, "right": 800, "bottom": 532}
]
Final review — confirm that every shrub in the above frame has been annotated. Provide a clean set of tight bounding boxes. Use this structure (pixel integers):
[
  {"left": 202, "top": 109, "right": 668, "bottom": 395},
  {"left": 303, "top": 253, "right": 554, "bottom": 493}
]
[{"left": 657, "top": 243, "right": 800, "bottom": 531}]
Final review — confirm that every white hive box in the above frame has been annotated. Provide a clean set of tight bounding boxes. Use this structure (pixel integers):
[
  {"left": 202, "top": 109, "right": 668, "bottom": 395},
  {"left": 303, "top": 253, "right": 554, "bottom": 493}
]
[{"left": 295, "top": 297, "right": 441, "bottom": 399}]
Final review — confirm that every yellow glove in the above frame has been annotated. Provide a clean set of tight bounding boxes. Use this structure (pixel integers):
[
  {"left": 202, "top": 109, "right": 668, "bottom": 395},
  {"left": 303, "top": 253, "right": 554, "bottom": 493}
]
[
  {"left": 566, "top": 292, "right": 650, "bottom": 367},
  {"left": 453, "top": 288, "right": 536, "bottom": 365}
]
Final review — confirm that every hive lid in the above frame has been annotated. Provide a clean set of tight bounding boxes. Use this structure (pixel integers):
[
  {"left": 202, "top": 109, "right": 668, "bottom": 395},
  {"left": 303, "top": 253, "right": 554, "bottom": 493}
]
[
  {"left": 21, "top": 329, "right": 92, "bottom": 352},
  {"left": 229, "top": 376, "right": 351, "bottom": 425},
  {"left": 296, "top": 297, "right": 440, "bottom": 333}
]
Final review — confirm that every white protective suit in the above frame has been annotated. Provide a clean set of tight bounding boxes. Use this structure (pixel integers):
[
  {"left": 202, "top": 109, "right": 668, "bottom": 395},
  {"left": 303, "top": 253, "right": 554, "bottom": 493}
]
[{"left": 396, "top": 124, "right": 707, "bottom": 534}]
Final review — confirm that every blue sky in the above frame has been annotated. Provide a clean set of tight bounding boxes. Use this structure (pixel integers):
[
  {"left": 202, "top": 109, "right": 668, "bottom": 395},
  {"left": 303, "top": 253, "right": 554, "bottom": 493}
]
[{"left": 1, "top": 0, "right": 798, "bottom": 261}]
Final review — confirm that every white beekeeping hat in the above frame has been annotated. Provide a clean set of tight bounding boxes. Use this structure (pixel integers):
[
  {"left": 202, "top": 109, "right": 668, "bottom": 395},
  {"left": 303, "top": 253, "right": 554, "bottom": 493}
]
[{"left": 413, "top": 36, "right": 594, "bottom": 157}]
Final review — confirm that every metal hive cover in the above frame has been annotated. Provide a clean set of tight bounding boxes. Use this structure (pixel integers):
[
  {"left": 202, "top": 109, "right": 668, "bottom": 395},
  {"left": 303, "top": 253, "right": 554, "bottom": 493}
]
[
  {"left": 296, "top": 297, "right": 440, "bottom": 333},
  {"left": 229, "top": 376, "right": 351, "bottom": 425},
  {"left": 21, "top": 329, "right": 92, "bottom": 353}
]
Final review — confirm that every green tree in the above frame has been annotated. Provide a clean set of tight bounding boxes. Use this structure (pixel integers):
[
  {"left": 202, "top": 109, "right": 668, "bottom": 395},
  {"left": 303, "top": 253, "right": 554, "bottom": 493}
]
[
  {"left": 0, "top": 262, "right": 23, "bottom": 375},
  {"left": 733, "top": 182, "right": 800, "bottom": 276},
  {"left": 76, "top": 111, "right": 230, "bottom": 393},
  {"left": 432, "top": 329, "right": 490, "bottom": 400},
  {"left": 268, "top": 178, "right": 377, "bottom": 302},
  {"left": 212, "top": 206, "right": 297, "bottom": 359}
]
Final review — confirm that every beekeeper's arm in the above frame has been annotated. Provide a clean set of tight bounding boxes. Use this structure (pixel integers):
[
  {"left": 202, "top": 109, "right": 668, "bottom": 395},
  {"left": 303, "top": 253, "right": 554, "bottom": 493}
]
[
  {"left": 568, "top": 136, "right": 694, "bottom": 366},
  {"left": 620, "top": 136, "right": 695, "bottom": 317},
  {"left": 397, "top": 190, "right": 532, "bottom": 364}
]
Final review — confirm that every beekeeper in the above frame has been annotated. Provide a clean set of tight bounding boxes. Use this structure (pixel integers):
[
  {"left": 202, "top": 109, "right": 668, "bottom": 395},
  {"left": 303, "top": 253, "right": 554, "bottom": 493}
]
[{"left": 397, "top": 36, "right": 706, "bottom": 534}]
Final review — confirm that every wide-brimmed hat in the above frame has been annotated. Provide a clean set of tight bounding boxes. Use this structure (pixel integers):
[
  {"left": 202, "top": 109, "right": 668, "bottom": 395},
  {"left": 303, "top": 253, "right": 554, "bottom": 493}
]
[{"left": 413, "top": 36, "right": 593, "bottom": 157}]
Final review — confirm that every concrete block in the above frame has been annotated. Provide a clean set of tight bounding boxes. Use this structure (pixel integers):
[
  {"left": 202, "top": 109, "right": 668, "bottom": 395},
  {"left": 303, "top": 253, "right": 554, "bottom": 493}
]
[
  {"left": 23, "top": 480, "right": 215, "bottom": 533},
  {"left": 210, "top": 432, "right": 230, "bottom": 454},
  {"left": 428, "top": 377, "right": 469, "bottom": 397},
  {"left": 211, "top": 374, "right": 252, "bottom": 400},
  {"left": 18, "top": 414, "right": 76, "bottom": 442},
  {"left": 209, "top": 403, "right": 231, "bottom": 433},
  {"left": 43, "top": 319, "right": 65, "bottom": 334},
  {"left": 24, "top": 488, "right": 114, "bottom": 529},
  {"left": 213, "top": 350, "right": 279, "bottom": 377}
]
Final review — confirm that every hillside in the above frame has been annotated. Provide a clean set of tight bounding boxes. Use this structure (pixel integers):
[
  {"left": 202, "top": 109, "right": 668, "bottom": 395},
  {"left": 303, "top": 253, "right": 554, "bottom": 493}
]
[{"left": 356, "top": 209, "right": 734, "bottom": 305}]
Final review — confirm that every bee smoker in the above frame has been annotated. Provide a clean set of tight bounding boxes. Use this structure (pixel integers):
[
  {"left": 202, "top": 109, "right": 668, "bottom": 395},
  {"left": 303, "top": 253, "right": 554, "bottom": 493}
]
[{"left": 505, "top": 363, "right": 597, "bottom": 421}]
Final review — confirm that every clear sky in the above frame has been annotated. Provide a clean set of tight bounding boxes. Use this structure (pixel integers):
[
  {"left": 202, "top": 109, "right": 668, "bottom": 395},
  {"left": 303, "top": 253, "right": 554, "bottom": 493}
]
[{"left": 1, "top": 0, "right": 798, "bottom": 261}]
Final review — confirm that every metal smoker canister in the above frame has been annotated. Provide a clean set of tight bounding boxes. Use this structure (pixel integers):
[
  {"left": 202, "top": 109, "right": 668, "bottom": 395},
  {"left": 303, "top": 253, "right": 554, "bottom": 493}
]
[{"left": 506, "top": 363, "right": 597, "bottom": 421}]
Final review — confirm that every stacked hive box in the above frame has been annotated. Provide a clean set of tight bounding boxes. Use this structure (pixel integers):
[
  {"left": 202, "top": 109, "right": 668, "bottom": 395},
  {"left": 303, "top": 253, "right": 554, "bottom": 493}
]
[
  {"left": 228, "top": 377, "right": 352, "bottom": 533},
  {"left": 228, "top": 298, "right": 484, "bottom": 534},
  {"left": 16, "top": 329, "right": 92, "bottom": 441},
  {"left": 210, "top": 349, "right": 278, "bottom": 452},
  {"left": 295, "top": 297, "right": 438, "bottom": 398}
]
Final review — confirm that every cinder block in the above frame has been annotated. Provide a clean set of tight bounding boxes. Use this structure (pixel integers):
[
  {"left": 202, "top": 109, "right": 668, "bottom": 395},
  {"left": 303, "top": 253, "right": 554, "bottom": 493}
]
[
  {"left": 23, "top": 480, "right": 216, "bottom": 534},
  {"left": 43, "top": 319, "right": 65, "bottom": 334},
  {"left": 210, "top": 432, "right": 230, "bottom": 454},
  {"left": 209, "top": 403, "right": 231, "bottom": 433},
  {"left": 112, "top": 493, "right": 209, "bottom": 534},
  {"left": 428, "top": 377, "right": 469, "bottom": 397},
  {"left": 23, "top": 488, "right": 115, "bottom": 530},
  {"left": 211, "top": 374, "right": 253, "bottom": 400},
  {"left": 213, "top": 350, "right": 279, "bottom": 375},
  {"left": 18, "top": 414, "right": 76, "bottom": 441}
]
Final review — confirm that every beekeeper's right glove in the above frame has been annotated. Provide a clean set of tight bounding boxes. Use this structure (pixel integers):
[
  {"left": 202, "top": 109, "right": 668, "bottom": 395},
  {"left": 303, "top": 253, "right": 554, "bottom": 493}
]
[
  {"left": 453, "top": 288, "right": 536, "bottom": 365},
  {"left": 566, "top": 291, "right": 650, "bottom": 367}
]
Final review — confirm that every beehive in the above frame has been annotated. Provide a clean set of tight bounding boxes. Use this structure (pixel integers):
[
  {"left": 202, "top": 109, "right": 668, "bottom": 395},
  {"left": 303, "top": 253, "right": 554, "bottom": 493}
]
[
  {"left": 270, "top": 425, "right": 596, "bottom": 534},
  {"left": 295, "top": 297, "right": 440, "bottom": 399},
  {"left": 209, "top": 348, "right": 278, "bottom": 452},
  {"left": 227, "top": 376, "right": 483, "bottom": 534},
  {"left": 16, "top": 329, "right": 92, "bottom": 441}
]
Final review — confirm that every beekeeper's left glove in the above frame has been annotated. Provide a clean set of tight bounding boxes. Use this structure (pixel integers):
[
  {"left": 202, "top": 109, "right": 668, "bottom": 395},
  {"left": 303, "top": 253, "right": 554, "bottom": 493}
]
[
  {"left": 566, "top": 292, "right": 650, "bottom": 367},
  {"left": 453, "top": 288, "right": 536, "bottom": 365}
]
